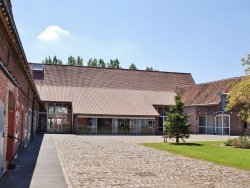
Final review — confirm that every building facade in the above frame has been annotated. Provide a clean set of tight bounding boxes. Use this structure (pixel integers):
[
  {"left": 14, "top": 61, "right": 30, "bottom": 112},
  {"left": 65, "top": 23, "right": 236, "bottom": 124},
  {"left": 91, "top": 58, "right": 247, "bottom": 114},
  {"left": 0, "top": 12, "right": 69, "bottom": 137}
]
[
  {"left": 31, "top": 63, "right": 195, "bottom": 135},
  {"left": 177, "top": 77, "right": 248, "bottom": 135},
  {"left": 0, "top": 0, "right": 40, "bottom": 176}
]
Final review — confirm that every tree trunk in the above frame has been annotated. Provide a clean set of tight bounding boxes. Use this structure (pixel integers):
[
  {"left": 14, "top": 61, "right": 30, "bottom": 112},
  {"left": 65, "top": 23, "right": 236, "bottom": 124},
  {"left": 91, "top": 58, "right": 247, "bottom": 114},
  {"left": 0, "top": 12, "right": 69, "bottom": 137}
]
[{"left": 176, "top": 133, "right": 179, "bottom": 144}]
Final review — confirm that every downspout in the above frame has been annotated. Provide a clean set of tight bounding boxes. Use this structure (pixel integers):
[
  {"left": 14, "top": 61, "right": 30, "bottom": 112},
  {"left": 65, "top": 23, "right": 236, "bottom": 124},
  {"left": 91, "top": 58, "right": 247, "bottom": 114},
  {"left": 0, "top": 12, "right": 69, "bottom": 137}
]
[{"left": 30, "top": 96, "right": 35, "bottom": 141}]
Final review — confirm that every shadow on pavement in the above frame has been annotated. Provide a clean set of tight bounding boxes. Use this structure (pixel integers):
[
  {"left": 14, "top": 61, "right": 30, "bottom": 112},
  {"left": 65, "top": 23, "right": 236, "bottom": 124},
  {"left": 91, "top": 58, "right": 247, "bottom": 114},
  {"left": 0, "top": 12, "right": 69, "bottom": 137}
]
[{"left": 0, "top": 133, "right": 44, "bottom": 187}]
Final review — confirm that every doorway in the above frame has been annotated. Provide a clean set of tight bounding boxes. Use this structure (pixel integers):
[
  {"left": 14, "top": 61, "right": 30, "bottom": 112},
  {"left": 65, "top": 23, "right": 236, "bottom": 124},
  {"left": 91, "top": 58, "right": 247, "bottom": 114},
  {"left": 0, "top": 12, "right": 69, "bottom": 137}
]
[{"left": 215, "top": 115, "right": 230, "bottom": 135}]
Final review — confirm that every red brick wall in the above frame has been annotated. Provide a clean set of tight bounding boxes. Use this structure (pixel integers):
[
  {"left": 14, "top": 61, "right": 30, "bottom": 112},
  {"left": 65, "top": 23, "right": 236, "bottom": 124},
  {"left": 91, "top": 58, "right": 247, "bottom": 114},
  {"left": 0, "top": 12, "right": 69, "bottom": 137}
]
[
  {"left": 0, "top": 70, "right": 9, "bottom": 173},
  {"left": 185, "top": 104, "right": 244, "bottom": 135},
  {"left": 0, "top": 7, "right": 40, "bottom": 175}
]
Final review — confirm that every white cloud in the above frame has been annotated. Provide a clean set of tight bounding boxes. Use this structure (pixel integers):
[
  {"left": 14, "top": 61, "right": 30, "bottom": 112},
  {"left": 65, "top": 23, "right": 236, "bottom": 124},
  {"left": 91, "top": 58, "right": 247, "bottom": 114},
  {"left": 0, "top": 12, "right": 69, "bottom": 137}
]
[{"left": 37, "top": 26, "right": 69, "bottom": 41}]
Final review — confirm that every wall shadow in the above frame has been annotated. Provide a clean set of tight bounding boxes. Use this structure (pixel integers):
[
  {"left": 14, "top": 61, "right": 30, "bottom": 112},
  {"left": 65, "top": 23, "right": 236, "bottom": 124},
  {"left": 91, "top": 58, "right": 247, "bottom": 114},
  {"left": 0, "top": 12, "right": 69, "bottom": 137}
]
[{"left": 0, "top": 133, "right": 44, "bottom": 187}]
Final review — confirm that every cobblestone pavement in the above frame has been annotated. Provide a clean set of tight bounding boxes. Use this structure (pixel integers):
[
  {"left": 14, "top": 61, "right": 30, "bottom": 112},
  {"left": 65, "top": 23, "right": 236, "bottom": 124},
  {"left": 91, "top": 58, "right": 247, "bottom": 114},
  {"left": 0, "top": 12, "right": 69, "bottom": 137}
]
[{"left": 53, "top": 135, "right": 250, "bottom": 188}]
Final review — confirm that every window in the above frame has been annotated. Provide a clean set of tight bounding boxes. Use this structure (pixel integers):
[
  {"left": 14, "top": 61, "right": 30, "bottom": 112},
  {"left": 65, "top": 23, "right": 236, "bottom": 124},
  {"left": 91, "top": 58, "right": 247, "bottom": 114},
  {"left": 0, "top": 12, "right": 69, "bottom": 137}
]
[
  {"left": 199, "top": 115, "right": 214, "bottom": 134},
  {"left": 220, "top": 94, "right": 227, "bottom": 112},
  {"left": 148, "top": 120, "right": 155, "bottom": 128},
  {"left": 45, "top": 102, "right": 72, "bottom": 133}
]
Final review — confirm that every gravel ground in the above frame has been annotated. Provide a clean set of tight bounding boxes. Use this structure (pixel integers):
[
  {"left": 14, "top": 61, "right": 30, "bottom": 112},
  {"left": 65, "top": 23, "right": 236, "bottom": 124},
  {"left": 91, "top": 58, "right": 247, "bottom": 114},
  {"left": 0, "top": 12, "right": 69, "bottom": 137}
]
[{"left": 53, "top": 134, "right": 250, "bottom": 188}]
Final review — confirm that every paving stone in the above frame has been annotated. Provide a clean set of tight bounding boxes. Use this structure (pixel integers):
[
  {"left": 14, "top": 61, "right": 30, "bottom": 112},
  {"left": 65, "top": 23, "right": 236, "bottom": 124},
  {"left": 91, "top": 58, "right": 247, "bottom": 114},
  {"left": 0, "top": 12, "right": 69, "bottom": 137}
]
[{"left": 53, "top": 135, "right": 250, "bottom": 187}]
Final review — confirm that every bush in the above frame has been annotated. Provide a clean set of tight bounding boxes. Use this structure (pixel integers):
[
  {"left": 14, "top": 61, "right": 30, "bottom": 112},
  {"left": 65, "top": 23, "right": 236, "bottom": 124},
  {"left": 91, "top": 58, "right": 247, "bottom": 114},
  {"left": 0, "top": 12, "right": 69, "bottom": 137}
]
[
  {"left": 232, "top": 135, "right": 250, "bottom": 149},
  {"left": 224, "top": 138, "right": 233, "bottom": 146}
]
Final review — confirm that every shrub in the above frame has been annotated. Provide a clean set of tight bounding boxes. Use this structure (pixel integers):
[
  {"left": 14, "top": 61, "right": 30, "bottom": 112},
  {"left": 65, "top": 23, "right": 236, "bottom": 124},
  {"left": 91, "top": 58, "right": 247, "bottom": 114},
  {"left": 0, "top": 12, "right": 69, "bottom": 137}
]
[
  {"left": 232, "top": 135, "right": 250, "bottom": 149},
  {"left": 224, "top": 138, "right": 233, "bottom": 146}
]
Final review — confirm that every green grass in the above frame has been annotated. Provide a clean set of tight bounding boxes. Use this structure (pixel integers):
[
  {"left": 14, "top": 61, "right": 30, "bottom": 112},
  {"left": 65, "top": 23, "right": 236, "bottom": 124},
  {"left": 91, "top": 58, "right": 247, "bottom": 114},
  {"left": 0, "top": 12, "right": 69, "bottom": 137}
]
[{"left": 143, "top": 141, "right": 250, "bottom": 171}]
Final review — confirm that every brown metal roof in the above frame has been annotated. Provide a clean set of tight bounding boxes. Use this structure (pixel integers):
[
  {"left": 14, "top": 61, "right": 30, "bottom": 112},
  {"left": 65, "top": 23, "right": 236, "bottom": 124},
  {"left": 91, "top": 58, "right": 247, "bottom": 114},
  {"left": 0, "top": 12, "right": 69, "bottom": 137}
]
[
  {"left": 33, "top": 64, "right": 195, "bottom": 116},
  {"left": 34, "top": 64, "right": 195, "bottom": 91},
  {"left": 37, "top": 85, "right": 176, "bottom": 116},
  {"left": 177, "top": 77, "right": 242, "bottom": 106}
]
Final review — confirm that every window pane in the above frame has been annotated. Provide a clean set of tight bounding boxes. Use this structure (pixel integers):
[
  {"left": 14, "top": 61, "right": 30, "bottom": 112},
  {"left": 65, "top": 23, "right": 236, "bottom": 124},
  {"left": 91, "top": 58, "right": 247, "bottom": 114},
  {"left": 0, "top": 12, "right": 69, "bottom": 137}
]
[
  {"left": 217, "top": 116, "right": 223, "bottom": 127},
  {"left": 63, "top": 103, "right": 71, "bottom": 113},
  {"left": 117, "top": 119, "right": 130, "bottom": 134},
  {"left": 164, "top": 107, "right": 169, "bottom": 115},
  {"left": 199, "top": 127, "right": 206, "bottom": 134},
  {"left": 207, "top": 116, "right": 213, "bottom": 127},
  {"left": 158, "top": 107, "right": 163, "bottom": 116},
  {"left": 223, "top": 128, "right": 229, "bottom": 135},
  {"left": 207, "top": 127, "right": 214, "bottom": 134},
  {"left": 199, "top": 116, "right": 206, "bottom": 127},
  {"left": 216, "top": 127, "right": 222, "bottom": 135},
  {"left": 97, "top": 118, "right": 112, "bottom": 134},
  {"left": 48, "top": 104, "right": 54, "bottom": 113},
  {"left": 223, "top": 116, "right": 230, "bottom": 128},
  {"left": 55, "top": 104, "right": 63, "bottom": 113}
]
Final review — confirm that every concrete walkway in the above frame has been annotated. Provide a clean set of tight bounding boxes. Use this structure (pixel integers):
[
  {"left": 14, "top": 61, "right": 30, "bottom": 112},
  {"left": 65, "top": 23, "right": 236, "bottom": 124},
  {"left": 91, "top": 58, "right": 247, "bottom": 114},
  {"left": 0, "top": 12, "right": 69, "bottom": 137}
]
[{"left": 0, "top": 133, "right": 67, "bottom": 188}]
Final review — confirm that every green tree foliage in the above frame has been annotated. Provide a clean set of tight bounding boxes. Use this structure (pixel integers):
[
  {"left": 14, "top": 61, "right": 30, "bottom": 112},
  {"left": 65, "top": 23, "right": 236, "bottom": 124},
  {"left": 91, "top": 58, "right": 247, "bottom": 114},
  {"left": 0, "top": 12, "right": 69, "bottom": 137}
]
[
  {"left": 107, "top": 58, "right": 120, "bottom": 68},
  {"left": 164, "top": 95, "right": 190, "bottom": 144},
  {"left": 226, "top": 53, "right": 250, "bottom": 123},
  {"left": 67, "top": 55, "right": 76, "bottom": 65},
  {"left": 76, "top": 56, "right": 83, "bottom": 66},
  {"left": 52, "top": 55, "right": 63, "bottom": 64},
  {"left": 241, "top": 52, "right": 250, "bottom": 74},
  {"left": 146, "top": 66, "right": 153, "bottom": 71},
  {"left": 226, "top": 76, "right": 250, "bottom": 123},
  {"left": 146, "top": 66, "right": 157, "bottom": 71},
  {"left": 129, "top": 63, "right": 137, "bottom": 70},
  {"left": 87, "top": 58, "right": 97, "bottom": 67},
  {"left": 98, "top": 58, "right": 106, "bottom": 67},
  {"left": 42, "top": 56, "right": 63, "bottom": 65}
]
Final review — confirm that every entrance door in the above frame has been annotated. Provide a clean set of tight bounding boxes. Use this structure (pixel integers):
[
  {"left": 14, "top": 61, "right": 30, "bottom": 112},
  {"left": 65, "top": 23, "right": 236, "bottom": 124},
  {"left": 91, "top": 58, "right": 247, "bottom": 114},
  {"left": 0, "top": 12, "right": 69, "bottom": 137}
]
[
  {"left": 215, "top": 115, "right": 230, "bottom": 135},
  {"left": 0, "top": 101, "right": 4, "bottom": 175}
]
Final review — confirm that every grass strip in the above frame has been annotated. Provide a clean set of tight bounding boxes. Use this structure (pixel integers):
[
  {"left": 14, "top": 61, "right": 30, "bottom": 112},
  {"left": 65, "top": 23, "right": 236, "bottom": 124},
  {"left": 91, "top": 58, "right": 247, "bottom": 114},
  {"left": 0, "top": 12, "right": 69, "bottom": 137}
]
[{"left": 143, "top": 141, "right": 250, "bottom": 171}]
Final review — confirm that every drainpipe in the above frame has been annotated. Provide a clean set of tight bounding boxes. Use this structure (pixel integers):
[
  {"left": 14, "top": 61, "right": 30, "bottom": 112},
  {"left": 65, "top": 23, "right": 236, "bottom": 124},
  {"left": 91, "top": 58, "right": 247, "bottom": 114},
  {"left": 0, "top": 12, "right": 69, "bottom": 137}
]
[{"left": 30, "top": 97, "right": 35, "bottom": 141}]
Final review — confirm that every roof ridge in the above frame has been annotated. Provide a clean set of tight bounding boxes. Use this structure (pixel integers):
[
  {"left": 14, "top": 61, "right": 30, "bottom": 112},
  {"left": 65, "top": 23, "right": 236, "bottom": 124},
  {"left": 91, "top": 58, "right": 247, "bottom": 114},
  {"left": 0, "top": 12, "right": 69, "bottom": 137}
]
[
  {"left": 29, "top": 62, "right": 192, "bottom": 75},
  {"left": 177, "top": 76, "right": 244, "bottom": 89}
]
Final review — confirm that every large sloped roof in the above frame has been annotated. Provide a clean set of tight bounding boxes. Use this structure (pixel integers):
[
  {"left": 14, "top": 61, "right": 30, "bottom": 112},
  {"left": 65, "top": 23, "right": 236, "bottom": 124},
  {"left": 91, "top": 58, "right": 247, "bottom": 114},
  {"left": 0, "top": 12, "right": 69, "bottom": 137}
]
[
  {"left": 177, "top": 77, "right": 242, "bottom": 106},
  {"left": 36, "top": 85, "right": 176, "bottom": 116},
  {"left": 33, "top": 64, "right": 195, "bottom": 116}
]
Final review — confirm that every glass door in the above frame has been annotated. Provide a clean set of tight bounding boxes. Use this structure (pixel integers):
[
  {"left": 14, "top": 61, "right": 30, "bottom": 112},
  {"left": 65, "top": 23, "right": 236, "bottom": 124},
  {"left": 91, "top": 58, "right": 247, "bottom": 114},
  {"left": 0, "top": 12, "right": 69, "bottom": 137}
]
[{"left": 215, "top": 115, "right": 230, "bottom": 135}]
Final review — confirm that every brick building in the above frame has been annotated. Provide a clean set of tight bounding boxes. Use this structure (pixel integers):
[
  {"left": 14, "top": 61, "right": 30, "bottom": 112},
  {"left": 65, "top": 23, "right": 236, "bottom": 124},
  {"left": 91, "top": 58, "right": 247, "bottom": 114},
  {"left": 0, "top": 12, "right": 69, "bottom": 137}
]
[
  {"left": 31, "top": 63, "right": 195, "bottom": 135},
  {"left": 0, "top": 0, "right": 40, "bottom": 176},
  {"left": 0, "top": 0, "right": 248, "bottom": 179},
  {"left": 177, "top": 77, "right": 248, "bottom": 135}
]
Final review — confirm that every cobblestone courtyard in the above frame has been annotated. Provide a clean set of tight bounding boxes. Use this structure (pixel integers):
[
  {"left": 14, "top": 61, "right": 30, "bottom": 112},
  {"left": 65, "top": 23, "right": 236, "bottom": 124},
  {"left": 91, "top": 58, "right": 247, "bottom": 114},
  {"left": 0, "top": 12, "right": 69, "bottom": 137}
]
[{"left": 53, "top": 135, "right": 250, "bottom": 188}]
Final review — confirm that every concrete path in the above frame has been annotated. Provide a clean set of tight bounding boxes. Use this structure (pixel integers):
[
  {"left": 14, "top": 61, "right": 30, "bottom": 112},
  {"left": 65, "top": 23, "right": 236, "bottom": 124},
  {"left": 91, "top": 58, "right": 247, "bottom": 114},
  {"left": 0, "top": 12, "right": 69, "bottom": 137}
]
[
  {"left": 0, "top": 133, "right": 67, "bottom": 188},
  {"left": 29, "top": 134, "right": 67, "bottom": 188},
  {"left": 53, "top": 134, "right": 250, "bottom": 188}
]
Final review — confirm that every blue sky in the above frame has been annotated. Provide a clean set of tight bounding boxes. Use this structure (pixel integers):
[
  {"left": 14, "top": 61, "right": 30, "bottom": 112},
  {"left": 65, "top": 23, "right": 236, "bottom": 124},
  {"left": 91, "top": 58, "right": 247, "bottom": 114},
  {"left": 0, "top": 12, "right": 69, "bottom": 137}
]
[{"left": 11, "top": 0, "right": 250, "bottom": 83}]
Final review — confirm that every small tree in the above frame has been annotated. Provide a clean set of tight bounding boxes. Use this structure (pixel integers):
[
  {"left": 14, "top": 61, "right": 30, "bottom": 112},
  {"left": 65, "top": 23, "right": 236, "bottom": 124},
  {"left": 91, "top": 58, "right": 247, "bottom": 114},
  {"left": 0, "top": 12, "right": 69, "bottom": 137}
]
[
  {"left": 98, "top": 58, "right": 106, "bottom": 67},
  {"left": 226, "top": 52, "right": 250, "bottom": 123},
  {"left": 67, "top": 55, "right": 76, "bottom": 65},
  {"left": 146, "top": 66, "right": 158, "bottom": 71},
  {"left": 87, "top": 58, "right": 98, "bottom": 67},
  {"left": 107, "top": 58, "right": 120, "bottom": 68},
  {"left": 42, "top": 56, "right": 62, "bottom": 64},
  {"left": 146, "top": 66, "right": 153, "bottom": 71},
  {"left": 76, "top": 56, "right": 83, "bottom": 66},
  {"left": 129, "top": 63, "right": 137, "bottom": 70},
  {"left": 164, "top": 95, "right": 190, "bottom": 144}
]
